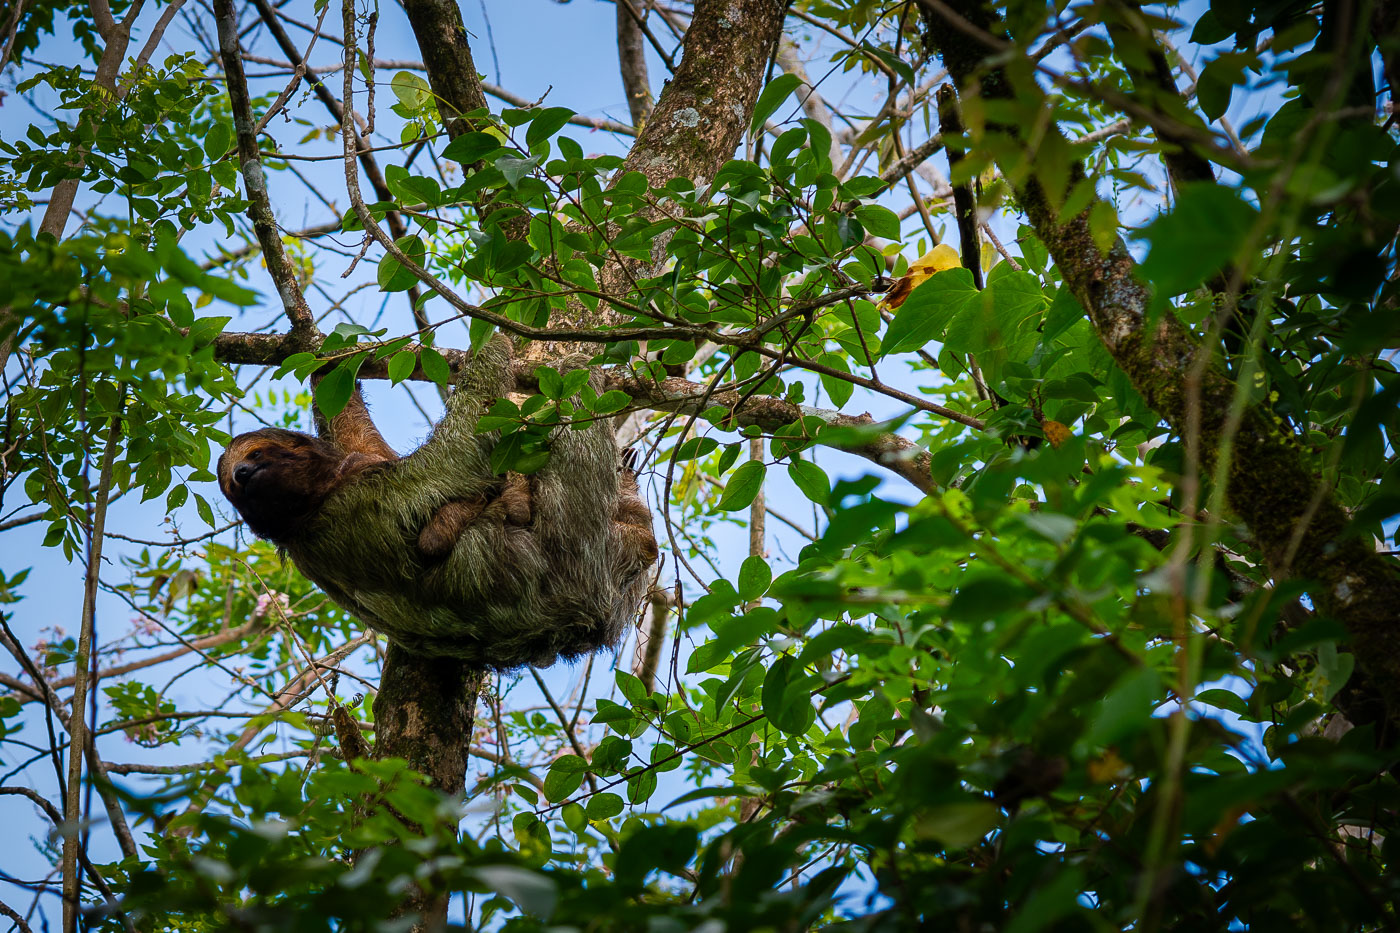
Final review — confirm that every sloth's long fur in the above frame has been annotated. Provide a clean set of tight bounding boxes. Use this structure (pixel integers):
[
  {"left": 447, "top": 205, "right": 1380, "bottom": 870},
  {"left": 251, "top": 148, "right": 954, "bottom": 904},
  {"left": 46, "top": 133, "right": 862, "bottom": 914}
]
[{"left": 218, "top": 336, "right": 657, "bottom": 668}]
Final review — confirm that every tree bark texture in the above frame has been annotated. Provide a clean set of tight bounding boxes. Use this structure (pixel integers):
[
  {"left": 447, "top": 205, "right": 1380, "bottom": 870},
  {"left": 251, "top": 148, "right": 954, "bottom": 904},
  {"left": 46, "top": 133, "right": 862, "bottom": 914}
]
[
  {"left": 373, "top": 643, "right": 485, "bottom": 797},
  {"left": 609, "top": 0, "right": 784, "bottom": 260},
  {"left": 616, "top": 0, "right": 655, "bottom": 129},
  {"left": 921, "top": 0, "right": 1400, "bottom": 722},
  {"left": 399, "top": 0, "right": 490, "bottom": 136},
  {"left": 372, "top": 644, "right": 487, "bottom": 927}
]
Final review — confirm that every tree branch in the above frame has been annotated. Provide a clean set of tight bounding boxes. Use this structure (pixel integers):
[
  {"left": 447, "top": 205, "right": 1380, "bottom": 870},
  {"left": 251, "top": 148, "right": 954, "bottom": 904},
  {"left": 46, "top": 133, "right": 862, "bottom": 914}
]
[
  {"left": 214, "top": 0, "right": 317, "bottom": 335},
  {"left": 616, "top": 0, "right": 655, "bottom": 128},
  {"left": 1100, "top": 0, "right": 1216, "bottom": 189}
]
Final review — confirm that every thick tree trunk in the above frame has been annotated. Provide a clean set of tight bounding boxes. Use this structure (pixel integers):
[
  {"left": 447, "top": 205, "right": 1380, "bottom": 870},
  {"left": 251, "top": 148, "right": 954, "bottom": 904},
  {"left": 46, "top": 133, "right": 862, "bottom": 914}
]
[
  {"left": 357, "top": 647, "right": 484, "bottom": 929},
  {"left": 373, "top": 645, "right": 484, "bottom": 798}
]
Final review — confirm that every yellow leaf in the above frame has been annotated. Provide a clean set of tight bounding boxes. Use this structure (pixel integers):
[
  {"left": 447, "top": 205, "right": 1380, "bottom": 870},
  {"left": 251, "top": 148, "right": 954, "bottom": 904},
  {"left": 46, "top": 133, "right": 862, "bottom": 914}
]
[
  {"left": 911, "top": 243, "right": 962, "bottom": 274},
  {"left": 1087, "top": 749, "right": 1128, "bottom": 783},
  {"left": 980, "top": 239, "right": 997, "bottom": 275},
  {"left": 1041, "top": 420, "right": 1072, "bottom": 448},
  {"left": 879, "top": 244, "right": 961, "bottom": 310}
]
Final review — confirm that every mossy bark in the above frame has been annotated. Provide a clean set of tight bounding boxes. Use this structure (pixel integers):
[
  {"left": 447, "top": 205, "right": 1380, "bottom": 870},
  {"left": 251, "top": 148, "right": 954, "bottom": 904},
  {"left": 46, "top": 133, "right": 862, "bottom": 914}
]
[
  {"left": 922, "top": 0, "right": 1400, "bottom": 723},
  {"left": 370, "top": 645, "right": 487, "bottom": 928},
  {"left": 599, "top": 0, "right": 785, "bottom": 298}
]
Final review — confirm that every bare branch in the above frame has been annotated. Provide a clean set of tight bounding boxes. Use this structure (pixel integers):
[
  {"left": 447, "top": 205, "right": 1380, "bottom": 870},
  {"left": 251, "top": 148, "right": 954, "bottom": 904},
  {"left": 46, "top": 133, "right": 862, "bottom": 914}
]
[
  {"left": 213, "top": 0, "right": 317, "bottom": 335},
  {"left": 616, "top": 0, "right": 655, "bottom": 127},
  {"left": 62, "top": 415, "right": 119, "bottom": 933}
]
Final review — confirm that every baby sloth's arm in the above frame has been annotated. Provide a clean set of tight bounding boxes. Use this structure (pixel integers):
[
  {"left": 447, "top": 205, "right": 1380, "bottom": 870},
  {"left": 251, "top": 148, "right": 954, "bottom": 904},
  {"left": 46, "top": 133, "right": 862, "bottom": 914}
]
[
  {"left": 416, "top": 473, "right": 533, "bottom": 559},
  {"left": 614, "top": 448, "right": 659, "bottom": 572}
]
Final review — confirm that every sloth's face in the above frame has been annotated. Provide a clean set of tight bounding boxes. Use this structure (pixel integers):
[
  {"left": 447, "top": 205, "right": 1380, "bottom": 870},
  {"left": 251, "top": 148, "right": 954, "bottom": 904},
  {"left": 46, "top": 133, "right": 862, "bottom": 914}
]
[{"left": 218, "top": 429, "right": 343, "bottom": 543}]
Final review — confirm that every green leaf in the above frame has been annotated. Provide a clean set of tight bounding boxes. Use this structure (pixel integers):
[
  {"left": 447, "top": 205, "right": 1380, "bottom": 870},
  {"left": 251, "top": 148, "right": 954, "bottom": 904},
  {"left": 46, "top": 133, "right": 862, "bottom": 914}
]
[
  {"left": 560, "top": 369, "right": 591, "bottom": 396},
  {"left": 166, "top": 484, "right": 188, "bottom": 510},
  {"left": 914, "top": 800, "right": 999, "bottom": 847},
  {"left": 737, "top": 556, "right": 772, "bottom": 602},
  {"left": 1088, "top": 200, "right": 1118, "bottom": 255},
  {"left": 203, "top": 120, "right": 233, "bottom": 161},
  {"left": 469, "top": 317, "right": 495, "bottom": 352},
  {"left": 853, "top": 204, "right": 901, "bottom": 240},
  {"left": 592, "top": 737, "right": 633, "bottom": 773},
  {"left": 314, "top": 354, "right": 366, "bottom": 419},
  {"left": 376, "top": 235, "right": 426, "bottom": 292},
  {"left": 686, "top": 640, "right": 729, "bottom": 675},
  {"left": 1042, "top": 285, "right": 1086, "bottom": 342},
  {"left": 1196, "top": 55, "right": 1239, "bottom": 122},
  {"left": 626, "top": 768, "right": 657, "bottom": 804},
  {"left": 491, "top": 431, "right": 552, "bottom": 475},
  {"left": 1316, "top": 640, "right": 1356, "bottom": 702},
  {"left": 419, "top": 346, "right": 451, "bottom": 386},
  {"left": 442, "top": 131, "right": 504, "bottom": 164},
  {"left": 716, "top": 460, "right": 766, "bottom": 511},
  {"left": 1087, "top": 667, "right": 1162, "bottom": 746},
  {"left": 561, "top": 802, "right": 586, "bottom": 832},
  {"left": 834, "top": 213, "right": 864, "bottom": 247},
  {"left": 1137, "top": 183, "right": 1258, "bottom": 297},
  {"left": 800, "top": 118, "right": 833, "bottom": 172},
  {"left": 536, "top": 365, "right": 564, "bottom": 399},
  {"left": 496, "top": 154, "right": 541, "bottom": 187},
  {"left": 616, "top": 670, "right": 648, "bottom": 704},
  {"left": 593, "top": 698, "right": 634, "bottom": 730},
  {"left": 859, "top": 39, "right": 916, "bottom": 85},
  {"left": 946, "top": 271, "right": 1046, "bottom": 356},
  {"left": 1195, "top": 688, "right": 1250, "bottom": 717},
  {"left": 615, "top": 824, "right": 698, "bottom": 884},
  {"left": 390, "top": 173, "right": 442, "bottom": 208},
  {"left": 526, "top": 107, "right": 575, "bottom": 148},
  {"left": 761, "top": 655, "right": 815, "bottom": 735},
  {"left": 769, "top": 126, "right": 808, "bottom": 166},
  {"left": 389, "top": 71, "right": 430, "bottom": 109},
  {"left": 585, "top": 792, "right": 625, "bottom": 821},
  {"left": 591, "top": 390, "right": 630, "bottom": 415},
  {"left": 947, "top": 574, "right": 1034, "bottom": 621},
  {"left": 818, "top": 353, "right": 854, "bottom": 407},
  {"left": 1018, "top": 512, "right": 1077, "bottom": 544},
  {"left": 543, "top": 754, "right": 588, "bottom": 802},
  {"left": 1004, "top": 867, "right": 1087, "bottom": 933},
  {"left": 787, "top": 459, "right": 830, "bottom": 505},
  {"left": 1191, "top": 9, "right": 1232, "bottom": 43},
  {"left": 882, "top": 268, "right": 978, "bottom": 356},
  {"left": 194, "top": 493, "right": 215, "bottom": 527},
  {"left": 715, "top": 442, "right": 741, "bottom": 475},
  {"left": 675, "top": 436, "right": 718, "bottom": 462},
  {"left": 663, "top": 785, "right": 760, "bottom": 810},
  {"left": 472, "top": 865, "right": 557, "bottom": 920},
  {"left": 750, "top": 73, "right": 804, "bottom": 133},
  {"left": 387, "top": 349, "right": 416, "bottom": 384}
]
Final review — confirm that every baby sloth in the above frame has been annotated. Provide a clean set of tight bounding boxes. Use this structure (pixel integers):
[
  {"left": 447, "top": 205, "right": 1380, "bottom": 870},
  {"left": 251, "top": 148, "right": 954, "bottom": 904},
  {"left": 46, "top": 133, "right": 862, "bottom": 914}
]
[{"left": 218, "top": 336, "right": 658, "bottom": 668}]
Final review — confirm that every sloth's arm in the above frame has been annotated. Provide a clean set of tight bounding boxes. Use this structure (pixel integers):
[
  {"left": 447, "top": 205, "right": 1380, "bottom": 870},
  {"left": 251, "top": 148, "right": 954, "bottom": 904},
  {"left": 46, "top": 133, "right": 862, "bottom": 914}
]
[
  {"left": 615, "top": 450, "right": 659, "bottom": 571},
  {"left": 325, "top": 386, "right": 398, "bottom": 461},
  {"left": 395, "top": 335, "right": 514, "bottom": 491}
]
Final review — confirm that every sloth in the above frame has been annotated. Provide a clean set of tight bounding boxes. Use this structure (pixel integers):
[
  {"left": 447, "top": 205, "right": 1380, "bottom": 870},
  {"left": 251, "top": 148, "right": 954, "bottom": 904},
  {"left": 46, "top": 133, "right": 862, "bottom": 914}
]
[{"left": 217, "top": 335, "right": 658, "bottom": 668}]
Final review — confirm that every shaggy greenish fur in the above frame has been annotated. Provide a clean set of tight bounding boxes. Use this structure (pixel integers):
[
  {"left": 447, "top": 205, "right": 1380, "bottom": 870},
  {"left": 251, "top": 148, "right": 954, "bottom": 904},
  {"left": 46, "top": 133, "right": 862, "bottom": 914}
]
[{"left": 279, "top": 337, "right": 649, "bottom": 667}]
